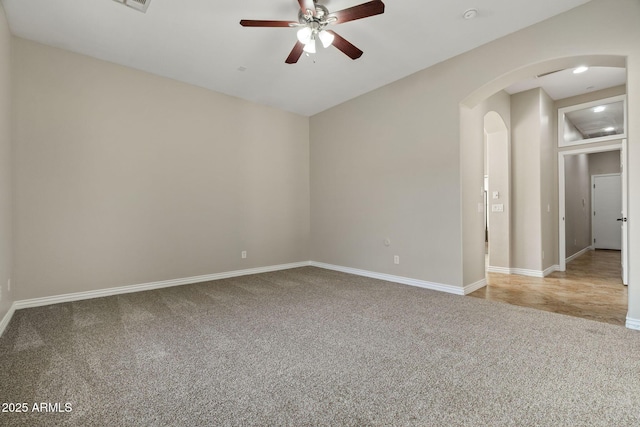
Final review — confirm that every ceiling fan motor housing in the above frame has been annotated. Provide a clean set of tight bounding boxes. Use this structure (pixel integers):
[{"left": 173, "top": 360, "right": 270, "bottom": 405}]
[{"left": 298, "top": 4, "right": 333, "bottom": 26}]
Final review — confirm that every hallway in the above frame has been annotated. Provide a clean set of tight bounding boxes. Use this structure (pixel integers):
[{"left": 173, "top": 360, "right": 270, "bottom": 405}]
[{"left": 469, "top": 250, "right": 627, "bottom": 326}]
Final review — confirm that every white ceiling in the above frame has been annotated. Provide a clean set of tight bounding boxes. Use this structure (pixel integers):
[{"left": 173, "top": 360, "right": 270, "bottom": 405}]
[
  {"left": 505, "top": 66, "right": 627, "bottom": 100},
  {"left": 2, "top": 0, "right": 598, "bottom": 116}
]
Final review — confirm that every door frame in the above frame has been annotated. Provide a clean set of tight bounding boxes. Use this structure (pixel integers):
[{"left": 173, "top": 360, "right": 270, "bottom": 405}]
[{"left": 558, "top": 141, "right": 626, "bottom": 272}]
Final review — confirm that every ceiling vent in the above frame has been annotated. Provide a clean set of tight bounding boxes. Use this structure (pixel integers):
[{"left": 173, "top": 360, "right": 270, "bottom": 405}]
[
  {"left": 536, "top": 69, "right": 565, "bottom": 78},
  {"left": 113, "top": 0, "right": 151, "bottom": 13}
]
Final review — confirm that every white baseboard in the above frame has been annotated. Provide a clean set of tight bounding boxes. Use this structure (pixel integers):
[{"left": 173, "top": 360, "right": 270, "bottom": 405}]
[
  {"left": 566, "top": 246, "right": 593, "bottom": 263},
  {"left": 0, "top": 303, "right": 16, "bottom": 338},
  {"left": 511, "top": 268, "right": 544, "bottom": 277},
  {"left": 5, "top": 260, "right": 638, "bottom": 333},
  {"left": 464, "top": 278, "right": 487, "bottom": 295},
  {"left": 487, "top": 266, "right": 512, "bottom": 275},
  {"left": 310, "top": 261, "right": 465, "bottom": 295},
  {"left": 13, "top": 261, "right": 310, "bottom": 310},
  {"left": 487, "top": 265, "right": 560, "bottom": 278},
  {"left": 542, "top": 264, "right": 561, "bottom": 277},
  {"left": 626, "top": 317, "right": 640, "bottom": 331}
]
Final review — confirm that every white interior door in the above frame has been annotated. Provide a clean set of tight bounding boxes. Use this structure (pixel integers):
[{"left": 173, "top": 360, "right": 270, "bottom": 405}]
[
  {"left": 621, "top": 139, "right": 628, "bottom": 285},
  {"left": 592, "top": 174, "right": 622, "bottom": 250}
]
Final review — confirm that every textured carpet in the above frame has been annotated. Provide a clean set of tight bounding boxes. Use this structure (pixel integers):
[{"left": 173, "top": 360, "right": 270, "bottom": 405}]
[{"left": 1, "top": 266, "right": 639, "bottom": 426}]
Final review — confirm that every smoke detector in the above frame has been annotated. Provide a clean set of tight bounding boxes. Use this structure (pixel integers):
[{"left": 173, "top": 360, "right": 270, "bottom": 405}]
[
  {"left": 463, "top": 8, "right": 478, "bottom": 19},
  {"left": 113, "top": 0, "right": 151, "bottom": 13}
]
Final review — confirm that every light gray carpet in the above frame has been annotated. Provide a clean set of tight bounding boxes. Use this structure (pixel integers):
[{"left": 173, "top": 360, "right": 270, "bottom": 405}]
[{"left": 1, "top": 266, "right": 640, "bottom": 426}]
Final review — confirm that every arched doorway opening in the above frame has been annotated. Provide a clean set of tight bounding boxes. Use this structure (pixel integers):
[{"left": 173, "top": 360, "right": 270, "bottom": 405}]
[
  {"left": 460, "top": 55, "right": 631, "bottom": 327},
  {"left": 484, "top": 112, "right": 510, "bottom": 273}
]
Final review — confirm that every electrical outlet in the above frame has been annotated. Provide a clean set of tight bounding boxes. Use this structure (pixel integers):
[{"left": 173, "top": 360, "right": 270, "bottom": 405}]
[
  {"left": 394, "top": 255, "right": 400, "bottom": 265},
  {"left": 241, "top": 251, "right": 247, "bottom": 259}
]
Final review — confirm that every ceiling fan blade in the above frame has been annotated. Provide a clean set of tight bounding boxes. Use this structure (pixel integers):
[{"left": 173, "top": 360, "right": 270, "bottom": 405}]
[
  {"left": 240, "top": 19, "right": 296, "bottom": 27},
  {"left": 327, "top": 31, "right": 363, "bottom": 60},
  {"left": 285, "top": 41, "right": 305, "bottom": 64},
  {"left": 331, "top": 0, "right": 385, "bottom": 24},
  {"left": 298, "top": 0, "right": 317, "bottom": 16}
]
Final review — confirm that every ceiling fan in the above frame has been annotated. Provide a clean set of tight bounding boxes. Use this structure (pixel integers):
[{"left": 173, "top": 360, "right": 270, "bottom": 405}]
[{"left": 240, "top": 0, "right": 385, "bottom": 64}]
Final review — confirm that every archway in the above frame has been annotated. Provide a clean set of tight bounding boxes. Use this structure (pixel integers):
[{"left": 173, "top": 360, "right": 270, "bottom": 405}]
[
  {"left": 460, "top": 54, "right": 632, "bottom": 327},
  {"left": 484, "top": 111, "right": 510, "bottom": 273}
]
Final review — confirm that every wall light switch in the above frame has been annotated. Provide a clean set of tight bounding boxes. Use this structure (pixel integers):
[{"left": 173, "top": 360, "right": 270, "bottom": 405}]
[{"left": 492, "top": 191, "right": 500, "bottom": 199}]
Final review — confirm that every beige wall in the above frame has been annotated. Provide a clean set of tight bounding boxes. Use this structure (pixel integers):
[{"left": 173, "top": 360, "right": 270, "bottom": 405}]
[
  {"left": 555, "top": 85, "right": 626, "bottom": 110},
  {"left": 564, "top": 154, "right": 591, "bottom": 257},
  {"left": 12, "top": 39, "right": 310, "bottom": 300},
  {"left": 311, "top": 74, "right": 463, "bottom": 286},
  {"left": 312, "top": 0, "right": 640, "bottom": 311},
  {"left": 590, "top": 150, "right": 621, "bottom": 176},
  {"left": 540, "top": 89, "right": 557, "bottom": 271},
  {"left": 0, "top": 3, "right": 12, "bottom": 321},
  {"left": 510, "top": 89, "right": 544, "bottom": 271}
]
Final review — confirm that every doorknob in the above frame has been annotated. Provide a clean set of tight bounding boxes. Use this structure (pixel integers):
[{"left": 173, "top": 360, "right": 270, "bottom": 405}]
[{"left": 617, "top": 218, "right": 628, "bottom": 222}]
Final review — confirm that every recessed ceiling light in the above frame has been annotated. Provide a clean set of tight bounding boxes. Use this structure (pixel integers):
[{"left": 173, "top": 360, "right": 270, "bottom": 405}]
[
  {"left": 604, "top": 127, "right": 615, "bottom": 132},
  {"left": 573, "top": 66, "right": 589, "bottom": 74},
  {"left": 593, "top": 106, "right": 606, "bottom": 113},
  {"left": 463, "top": 9, "right": 478, "bottom": 19}
]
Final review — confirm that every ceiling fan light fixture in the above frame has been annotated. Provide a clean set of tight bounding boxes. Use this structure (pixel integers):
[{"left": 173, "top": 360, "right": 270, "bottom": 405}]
[
  {"left": 240, "top": 0, "right": 386, "bottom": 64},
  {"left": 318, "top": 30, "right": 334, "bottom": 48},
  {"left": 303, "top": 38, "right": 317, "bottom": 54},
  {"left": 297, "top": 26, "right": 313, "bottom": 44}
]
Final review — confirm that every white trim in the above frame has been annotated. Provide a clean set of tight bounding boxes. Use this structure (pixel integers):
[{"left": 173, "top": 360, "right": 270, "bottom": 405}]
[
  {"left": 509, "top": 268, "right": 545, "bottom": 278},
  {"left": 487, "top": 266, "right": 512, "bottom": 275},
  {"left": 558, "top": 95, "right": 627, "bottom": 148},
  {"left": 310, "top": 261, "right": 466, "bottom": 295},
  {"left": 486, "top": 265, "right": 559, "bottom": 278},
  {"left": 464, "top": 278, "right": 487, "bottom": 295},
  {"left": 621, "top": 139, "right": 628, "bottom": 285},
  {"left": 4, "top": 262, "right": 639, "bottom": 333},
  {"left": 14, "top": 262, "right": 310, "bottom": 310},
  {"left": 0, "top": 303, "right": 17, "bottom": 338},
  {"left": 542, "top": 264, "right": 560, "bottom": 277},
  {"left": 565, "top": 246, "right": 593, "bottom": 263},
  {"left": 625, "top": 316, "right": 640, "bottom": 331}
]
